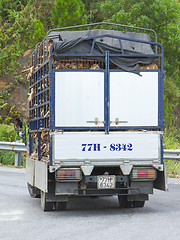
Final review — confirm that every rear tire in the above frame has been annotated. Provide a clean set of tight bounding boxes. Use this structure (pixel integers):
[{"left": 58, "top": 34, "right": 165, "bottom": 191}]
[
  {"left": 41, "top": 191, "right": 54, "bottom": 211},
  {"left": 118, "top": 195, "right": 132, "bottom": 208},
  {"left": 55, "top": 201, "right": 67, "bottom": 211},
  {"left": 27, "top": 183, "right": 40, "bottom": 198},
  {"left": 133, "top": 201, "right": 145, "bottom": 208}
]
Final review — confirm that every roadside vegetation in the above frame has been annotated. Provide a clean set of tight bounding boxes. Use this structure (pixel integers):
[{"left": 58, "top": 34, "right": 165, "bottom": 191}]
[
  {"left": 0, "top": 124, "right": 26, "bottom": 167},
  {"left": 0, "top": 0, "right": 179, "bottom": 174}
]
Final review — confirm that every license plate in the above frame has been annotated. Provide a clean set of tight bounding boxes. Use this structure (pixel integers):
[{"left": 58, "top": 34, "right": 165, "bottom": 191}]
[{"left": 97, "top": 175, "right": 115, "bottom": 189}]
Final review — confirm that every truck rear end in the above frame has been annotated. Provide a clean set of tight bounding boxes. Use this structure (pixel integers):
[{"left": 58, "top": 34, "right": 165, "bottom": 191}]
[{"left": 26, "top": 23, "right": 167, "bottom": 211}]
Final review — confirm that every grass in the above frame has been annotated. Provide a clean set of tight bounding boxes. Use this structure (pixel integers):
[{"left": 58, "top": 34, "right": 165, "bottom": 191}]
[
  {"left": 165, "top": 160, "right": 179, "bottom": 177},
  {"left": 163, "top": 129, "right": 180, "bottom": 177},
  {"left": 0, "top": 123, "right": 26, "bottom": 167},
  {"left": 0, "top": 151, "right": 26, "bottom": 167}
]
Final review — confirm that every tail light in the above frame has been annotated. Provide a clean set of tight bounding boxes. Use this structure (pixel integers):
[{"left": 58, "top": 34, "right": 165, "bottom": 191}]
[
  {"left": 131, "top": 168, "right": 156, "bottom": 181},
  {"left": 56, "top": 168, "right": 82, "bottom": 182}
]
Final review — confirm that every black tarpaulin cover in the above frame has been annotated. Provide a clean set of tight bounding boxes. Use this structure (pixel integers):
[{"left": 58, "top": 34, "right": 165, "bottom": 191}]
[{"left": 48, "top": 29, "right": 157, "bottom": 74}]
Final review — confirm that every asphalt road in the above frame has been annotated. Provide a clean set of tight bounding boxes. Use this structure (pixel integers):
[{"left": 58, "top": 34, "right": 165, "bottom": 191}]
[{"left": 0, "top": 166, "right": 180, "bottom": 240}]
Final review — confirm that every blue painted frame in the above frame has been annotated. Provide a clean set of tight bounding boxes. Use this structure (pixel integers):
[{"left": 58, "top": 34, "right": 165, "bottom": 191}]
[
  {"left": 51, "top": 68, "right": 163, "bottom": 131},
  {"left": 108, "top": 69, "right": 164, "bottom": 131},
  {"left": 50, "top": 68, "right": 106, "bottom": 131},
  {"left": 29, "top": 31, "right": 164, "bottom": 166}
]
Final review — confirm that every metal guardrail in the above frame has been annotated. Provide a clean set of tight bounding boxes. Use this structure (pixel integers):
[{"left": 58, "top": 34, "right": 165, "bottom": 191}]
[
  {"left": 163, "top": 149, "right": 180, "bottom": 160},
  {"left": 0, "top": 141, "right": 27, "bottom": 152},
  {"left": 0, "top": 141, "right": 27, "bottom": 166},
  {"left": 0, "top": 141, "right": 179, "bottom": 166}
]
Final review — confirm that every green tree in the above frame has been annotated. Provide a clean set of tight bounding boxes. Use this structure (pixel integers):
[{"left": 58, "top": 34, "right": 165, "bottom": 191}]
[
  {"left": 50, "top": 0, "right": 86, "bottom": 28},
  {"left": 0, "top": 0, "right": 52, "bottom": 76},
  {"left": 0, "top": 0, "right": 28, "bottom": 21}
]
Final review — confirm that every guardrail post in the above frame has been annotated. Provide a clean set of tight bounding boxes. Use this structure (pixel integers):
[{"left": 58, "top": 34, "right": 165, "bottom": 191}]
[
  {"left": 14, "top": 152, "right": 21, "bottom": 167},
  {"left": 14, "top": 140, "right": 22, "bottom": 167}
]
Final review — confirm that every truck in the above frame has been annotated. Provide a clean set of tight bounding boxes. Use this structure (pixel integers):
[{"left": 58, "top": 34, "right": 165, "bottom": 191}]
[{"left": 15, "top": 22, "right": 167, "bottom": 211}]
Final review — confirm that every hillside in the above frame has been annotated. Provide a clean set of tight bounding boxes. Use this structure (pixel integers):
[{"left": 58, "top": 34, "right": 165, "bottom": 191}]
[{"left": 0, "top": 50, "right": 32, "bottom": 123}]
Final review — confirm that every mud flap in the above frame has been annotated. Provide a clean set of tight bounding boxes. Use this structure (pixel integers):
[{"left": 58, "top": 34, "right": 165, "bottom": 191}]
[{"left": 154, "top": 163, "right": 168, "bottom": 191}]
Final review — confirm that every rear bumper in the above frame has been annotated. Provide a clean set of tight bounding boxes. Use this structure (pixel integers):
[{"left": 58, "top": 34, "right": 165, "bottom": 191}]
[
  {"left": 55, "top": 175, "right": 154, "bottom": 197},
  {"left": 74, "top": 187, "right": 141, "bottom": 196}
]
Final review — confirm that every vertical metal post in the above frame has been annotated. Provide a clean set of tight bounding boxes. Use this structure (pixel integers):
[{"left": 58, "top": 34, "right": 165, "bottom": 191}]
[
  {"left": 14, "top": 152, "right": 19, "bottom": 167},
  {"left": 18, "top": 152, "right": 21, "bottom": 166},
  {"left": 14, "top": 152, "right": 21, "bottom": 166},
  {"left": 14, "top": 140, "right": 22, "bottom": 166},
  {"left": 49, "top": 132, "right": 53, "bottom": 167},
  {"left": 38, "top": 132, "right": 41, "bottom": 160},
  {"left": 105, "top": 51, "right": 110, "bottom": 134}
]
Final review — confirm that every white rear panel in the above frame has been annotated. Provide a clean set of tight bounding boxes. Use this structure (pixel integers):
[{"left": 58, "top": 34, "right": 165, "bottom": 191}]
[
  {"left": 110, "top": 72, "right": 158, "bottom": 127},
  {"left": 52, "top": 132, "right": 161, "bottom": 162},
  {"left": 55, "top": 72, "right": 104, "bottom": 127}
]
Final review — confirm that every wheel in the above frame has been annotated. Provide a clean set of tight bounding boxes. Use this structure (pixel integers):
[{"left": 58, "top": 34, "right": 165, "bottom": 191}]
[
  {"left": 41, "top": 191, "right": 54, "bottom": 211},
  {"left": 55, "top": 201, "right": 67, "bottom": 211},
  {"left": 118, "top": 195, "right": 132, "bottom": 208},
  {"left": 133, "top": 201, "right": 145, "bottom": 208},
  {"left": 27, "top": 183, "right": 40, "bottom": 198}
]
